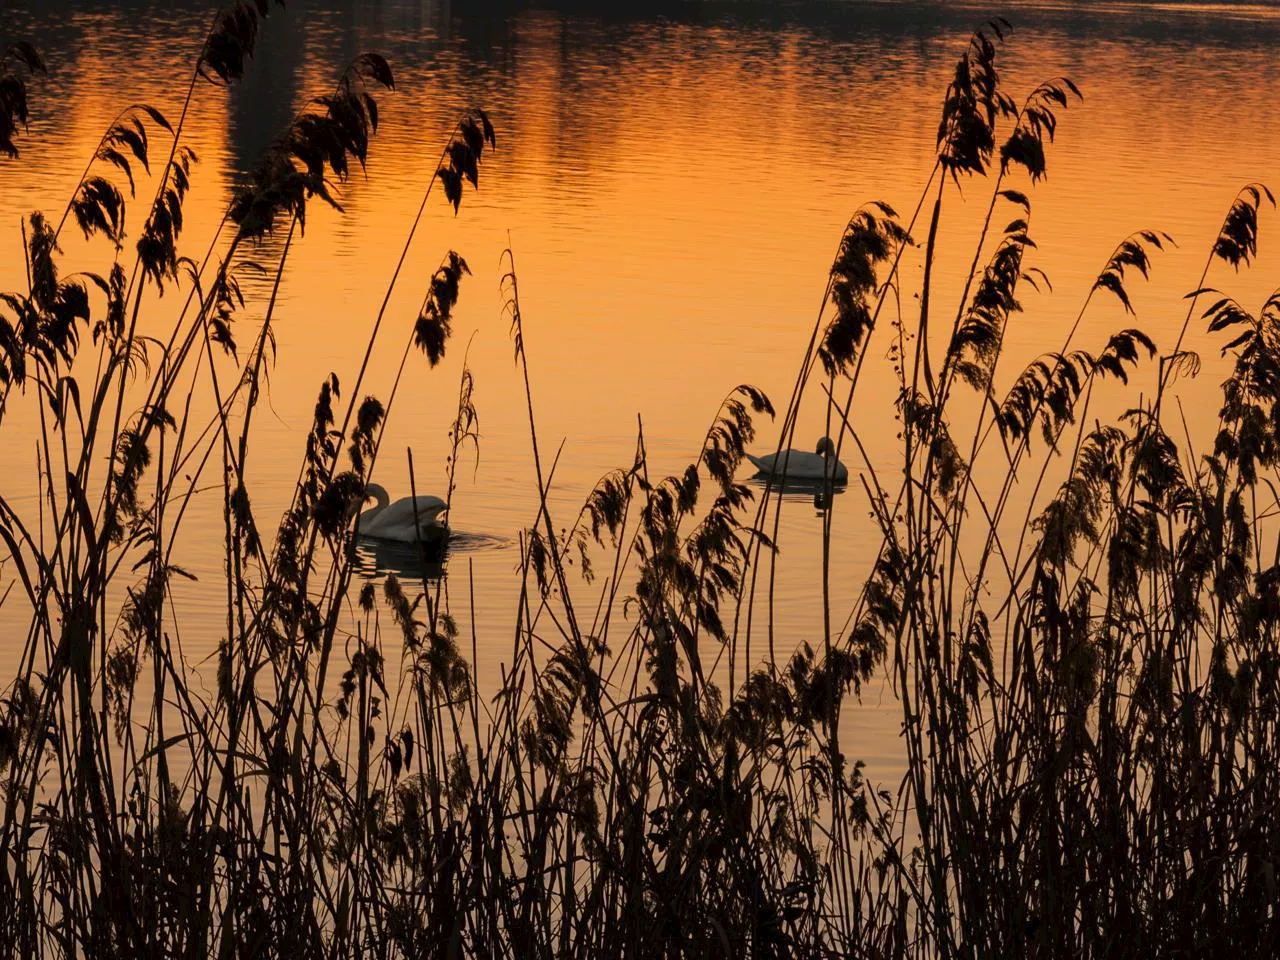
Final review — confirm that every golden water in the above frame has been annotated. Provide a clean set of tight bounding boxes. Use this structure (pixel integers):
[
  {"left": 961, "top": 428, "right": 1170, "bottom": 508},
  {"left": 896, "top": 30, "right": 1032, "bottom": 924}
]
[{"left": 2, "top": 0, "right": 1278, "bottom": 783}]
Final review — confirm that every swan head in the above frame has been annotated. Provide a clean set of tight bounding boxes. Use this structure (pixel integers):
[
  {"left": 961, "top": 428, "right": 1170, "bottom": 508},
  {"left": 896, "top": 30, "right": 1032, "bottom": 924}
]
[
  {"left": 816, "top": 436, "right": 836, "bottom": 457},
  {"left": 417, "top": 496, "right": 448, "bottom": 523}
]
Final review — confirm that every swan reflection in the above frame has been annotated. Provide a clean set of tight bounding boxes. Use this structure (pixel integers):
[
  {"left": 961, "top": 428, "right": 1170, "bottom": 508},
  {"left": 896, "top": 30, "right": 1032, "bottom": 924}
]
[
  {"left": 352, "top": 529, "right": 511, "bottom": 581},
  {"left": 745, "top": 475, "right": 846, "bottom": 512},
  {"left": 353, "top": 535, "right": 447, "bottom": 581}
]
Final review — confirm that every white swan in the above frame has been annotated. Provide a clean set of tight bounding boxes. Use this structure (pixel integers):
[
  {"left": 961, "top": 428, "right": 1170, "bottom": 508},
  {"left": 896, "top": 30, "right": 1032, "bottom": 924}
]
[
  {"left": 746, "top": 437, "right": 849, "bottom": 484},
  {"left": 357, "top": 482, "right": 449, "bottom": 543}
]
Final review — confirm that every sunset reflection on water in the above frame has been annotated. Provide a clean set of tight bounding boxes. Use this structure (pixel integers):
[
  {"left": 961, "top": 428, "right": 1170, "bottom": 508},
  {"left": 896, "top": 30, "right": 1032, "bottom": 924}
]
[{"left": 2, "top": 0, "right": 1278, "bottom": 782}]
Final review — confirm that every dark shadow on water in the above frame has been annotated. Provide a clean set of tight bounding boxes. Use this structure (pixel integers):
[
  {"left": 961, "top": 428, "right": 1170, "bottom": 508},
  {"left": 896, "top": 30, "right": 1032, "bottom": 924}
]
[
  {"left": 353, "top": 529, "right": 512, "bottom": 581},
  {"left": 354, "top": 537, "right": 447, "bottom": 581},
  {"left": 745, "top": 474, "right": 847, "bottom": 512}
]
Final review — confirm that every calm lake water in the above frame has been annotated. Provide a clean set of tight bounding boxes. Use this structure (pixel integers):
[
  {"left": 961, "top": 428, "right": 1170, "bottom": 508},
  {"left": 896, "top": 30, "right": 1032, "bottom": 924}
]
[{"left": 2, "top": 0, "right": 1279, "bottom": 783}]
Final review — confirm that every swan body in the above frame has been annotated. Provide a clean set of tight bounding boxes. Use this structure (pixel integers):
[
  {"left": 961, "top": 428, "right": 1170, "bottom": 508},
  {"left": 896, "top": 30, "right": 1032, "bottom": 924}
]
[
  {"left": 358, "top": 483, "right": 449, "bottom": 543},
  {"left": 747, "top": 437, "right": 848, "bottom": 483}
]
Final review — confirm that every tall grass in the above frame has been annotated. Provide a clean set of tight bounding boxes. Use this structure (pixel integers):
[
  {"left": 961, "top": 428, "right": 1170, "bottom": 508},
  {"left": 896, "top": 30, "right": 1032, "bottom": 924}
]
[{"left": 1, "top": 8, "right": 1278, "bottom": 958}]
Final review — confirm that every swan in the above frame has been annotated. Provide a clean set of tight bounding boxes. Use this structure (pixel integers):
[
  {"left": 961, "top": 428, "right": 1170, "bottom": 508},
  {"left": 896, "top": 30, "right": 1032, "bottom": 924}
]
[
  {"left": 357, "top": 482, "right": 449, "bottom": 543},
  {"left": 746, "top": 437, "right": 849, "bottom": 484}
]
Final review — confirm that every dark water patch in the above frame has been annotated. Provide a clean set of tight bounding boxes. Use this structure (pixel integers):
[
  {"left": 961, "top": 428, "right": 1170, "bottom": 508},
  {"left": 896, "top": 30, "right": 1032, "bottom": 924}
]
[
  {"left": 746, "top": 474, "right": 849, "bottom": 512},
  {"left": 353, "top": 529, "right": 513, "bottom": 580}
]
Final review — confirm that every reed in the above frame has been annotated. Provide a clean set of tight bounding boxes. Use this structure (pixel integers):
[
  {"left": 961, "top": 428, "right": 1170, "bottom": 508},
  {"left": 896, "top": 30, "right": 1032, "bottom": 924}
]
[{"left": 1, "top": 8, "right": 1278, "bottom": 958}]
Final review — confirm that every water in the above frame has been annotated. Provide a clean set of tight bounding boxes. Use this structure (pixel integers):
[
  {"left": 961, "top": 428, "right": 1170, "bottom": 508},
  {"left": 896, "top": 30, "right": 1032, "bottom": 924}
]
[{"left": 1, "top": 0, "right": 1278, "bottom": 785}]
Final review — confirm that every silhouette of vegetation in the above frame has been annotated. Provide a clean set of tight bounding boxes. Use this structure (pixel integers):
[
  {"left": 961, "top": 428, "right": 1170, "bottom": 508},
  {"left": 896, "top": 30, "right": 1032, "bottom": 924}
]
[
  {"left": 1, "top": 10, "right": 1279, "bottom": 958},
  {"left": 0, "top": 41, "right": 44, "bottom": 160}
]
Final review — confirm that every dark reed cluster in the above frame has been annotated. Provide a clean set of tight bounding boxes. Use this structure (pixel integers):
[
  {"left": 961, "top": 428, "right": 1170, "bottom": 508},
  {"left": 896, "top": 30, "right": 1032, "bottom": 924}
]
[
  {"left": 1, "top": 8, "right": 1278, "bottom": 959},
  {"left": 0, "top": 41, "right": 43, "bottom": 159}
]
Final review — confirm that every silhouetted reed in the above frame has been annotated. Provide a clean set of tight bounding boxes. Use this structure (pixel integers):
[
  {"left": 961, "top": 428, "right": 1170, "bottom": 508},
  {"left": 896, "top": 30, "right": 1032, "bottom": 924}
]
[
  {"left": 0, "top": 41, "right": 43, "bottom": 160},
  {"left": 1, "top": 10, "right": 1278, "bottom": 959}
]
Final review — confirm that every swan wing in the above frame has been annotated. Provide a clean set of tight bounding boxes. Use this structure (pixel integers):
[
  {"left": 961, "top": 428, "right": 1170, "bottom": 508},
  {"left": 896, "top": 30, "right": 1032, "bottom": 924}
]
[
  {"left": 785, "top": 452, "right": 828, "bottom": 479},
  {"left": 747, "top": 449, "right": 817, "bottom": 474},
  {"left": 379, "top": 495, "right": 446, "bottom": 528},
  {"left": 747, "top": 449, "right": 848, "bottom": 482},
  {"left": 751, "top": 449, "right": 823, "bottom": 478},
  {"left": 364, "top": 496, "right": 446, "bottom": 539}
]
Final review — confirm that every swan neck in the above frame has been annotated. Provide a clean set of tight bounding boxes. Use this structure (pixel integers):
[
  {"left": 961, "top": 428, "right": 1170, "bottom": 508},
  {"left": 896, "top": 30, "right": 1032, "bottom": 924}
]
[{"left": 367, "top": 483, "right": 391, "bottom": 509}]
